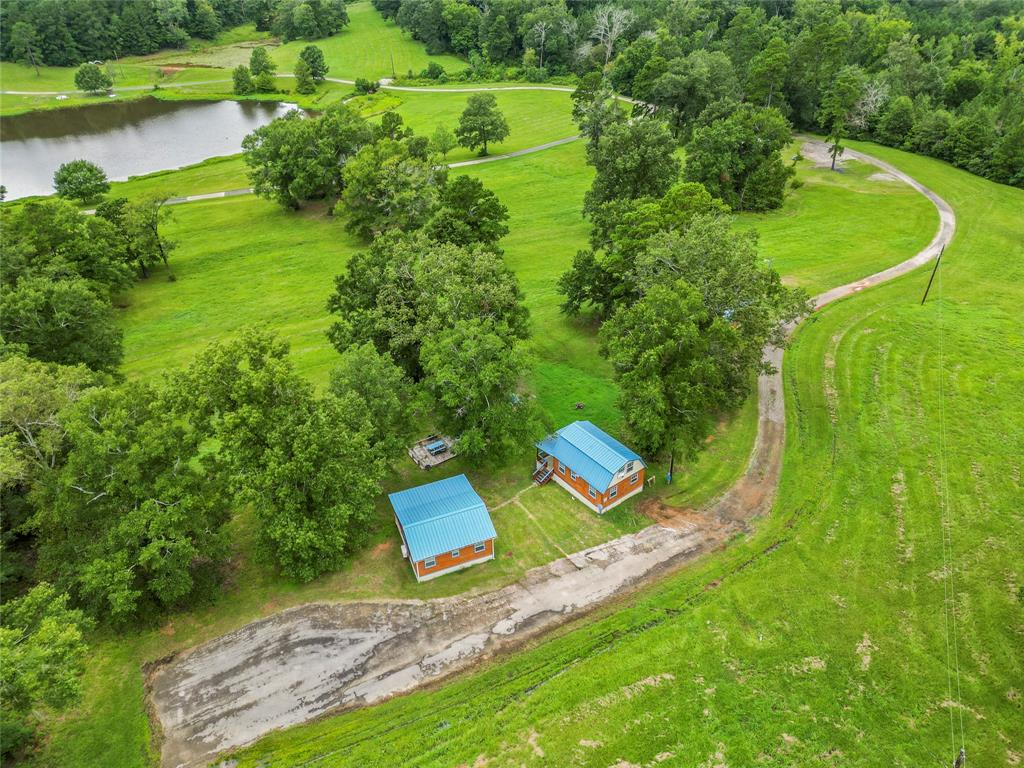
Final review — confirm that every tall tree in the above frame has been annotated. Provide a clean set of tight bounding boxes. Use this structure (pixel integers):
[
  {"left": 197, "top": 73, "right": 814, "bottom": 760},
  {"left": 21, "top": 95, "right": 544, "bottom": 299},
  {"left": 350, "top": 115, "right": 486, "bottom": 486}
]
[
  {"left": 600, "top": 277, "right": 725, "bottom": 462},
  {"left": 455, "top": 93, "right": 510, "bottom": 156},
  {"left": 32, "top": 382, "right": 231, "bottom": 622},
  {"left": 572, "top": 77, "right": 624, "bottom": 150},
  {"left": 338, "top": 138, "right": 446, "bottom": 238},
  {"left": 600, "top": 217, "right": 808, "bottom": 466},
  {"left": 583, "top": 119, "right": 680, "bottom": 217},
  {"left": 328, "top": 342, "right": 413, "bottom": 463},
  {"left": 0, "top": 583, "right": 92, "bottom": 753},
  {"left": 242, "top": 105, "right": 371, "bottom": 209},
  {"left": 647, "top": 50, "right": 739, "bottom": 138},
  {"left": 590, "top": 5, "right": 635, "bottom": 65},
  {"left": 420, "top": 318, "right": 538, "bottom": 463},
  {"left": 560, "top": 182, "right": 729, "bottom": 318},
  {"left": 425, "top": 175, "right": 509, "bottom": 248},
  {"left": 0, "top": 278, "right": 123, "bottom": 373},
  {"left": 293, "top": 56, "right": 315, "bottom": 93},
  {"left": 746, "top": 35, "right": 790, "bottom": 109},
  {"left": 684, "top": 105, "right": 795, "bottom": 211},
  {"left": 429, "top": 124, "right": 457, "bottom": 159},
  {"left": 818, "top": 65, "right": 867, "bottom": 169},
  {"left": 8, "top": 21, "right": 42, "bottom": 74},
  {"left": 73, "top": 62, "right": 112, "bottom": 93},
  {"left": 171, "top": 330, "right": 383, "bottom": 581},
  {"left": 232, "top": 64, "right": 255, "bottom": 94},
  {"left": 53, "top": 159, "right": 109, "bottom": 203},
  {"left": 298, "top": 44, "right": 328, "bottom": 82}
]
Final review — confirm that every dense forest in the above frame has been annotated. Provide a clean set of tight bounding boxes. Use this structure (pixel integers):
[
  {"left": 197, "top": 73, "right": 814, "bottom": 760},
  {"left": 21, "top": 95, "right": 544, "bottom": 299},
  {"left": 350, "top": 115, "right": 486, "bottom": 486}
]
[
  {"left": 0, "top": 0, "right": 347, "bottom": 64},
  {"left": 380, "top": 0, "right": 1024, "bottom": 187}
]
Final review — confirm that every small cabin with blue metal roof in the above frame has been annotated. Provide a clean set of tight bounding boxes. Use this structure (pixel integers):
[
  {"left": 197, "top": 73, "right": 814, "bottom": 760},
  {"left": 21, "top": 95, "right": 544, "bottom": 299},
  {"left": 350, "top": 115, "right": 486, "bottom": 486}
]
[
  {"left": 535, "top": 421, "right": 646, "bottom": 513},
  {"left": 389, "top": 474, "right": 497, "bottom": 582}
]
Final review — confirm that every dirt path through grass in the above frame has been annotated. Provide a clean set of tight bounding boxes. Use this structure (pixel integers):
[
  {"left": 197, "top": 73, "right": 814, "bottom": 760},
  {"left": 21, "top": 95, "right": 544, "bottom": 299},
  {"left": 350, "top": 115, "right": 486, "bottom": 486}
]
[{"left": 145, "top": 138, "right": 955, "bottom": 768}]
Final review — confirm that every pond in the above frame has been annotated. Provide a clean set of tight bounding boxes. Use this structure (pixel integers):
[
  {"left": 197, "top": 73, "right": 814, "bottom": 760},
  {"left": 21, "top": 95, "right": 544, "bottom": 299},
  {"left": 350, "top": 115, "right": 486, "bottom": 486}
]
[{"left": 0, "top": 98, "right": 298, "bottom": 200}]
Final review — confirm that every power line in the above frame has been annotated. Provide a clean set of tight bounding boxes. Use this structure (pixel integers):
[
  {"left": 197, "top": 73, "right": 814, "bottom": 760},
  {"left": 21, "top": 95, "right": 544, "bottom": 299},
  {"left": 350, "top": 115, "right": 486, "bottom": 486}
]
[{"left": 933, "top": 250, "right": 966, "bottom": 765}]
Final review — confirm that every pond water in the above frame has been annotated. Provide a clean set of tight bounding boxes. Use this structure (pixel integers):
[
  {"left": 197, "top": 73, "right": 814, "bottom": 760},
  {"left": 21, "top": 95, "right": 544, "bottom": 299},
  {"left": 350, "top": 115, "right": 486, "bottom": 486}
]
[{"left": 0, "top": 98, "right": 298, "bottom": 200}]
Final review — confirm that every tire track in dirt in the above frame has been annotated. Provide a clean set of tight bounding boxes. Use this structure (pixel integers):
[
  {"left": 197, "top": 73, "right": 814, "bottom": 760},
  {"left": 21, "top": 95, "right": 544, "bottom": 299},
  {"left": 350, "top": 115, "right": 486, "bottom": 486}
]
[{"left": 146, "top": 138, "right": 954, "bottom": 768}]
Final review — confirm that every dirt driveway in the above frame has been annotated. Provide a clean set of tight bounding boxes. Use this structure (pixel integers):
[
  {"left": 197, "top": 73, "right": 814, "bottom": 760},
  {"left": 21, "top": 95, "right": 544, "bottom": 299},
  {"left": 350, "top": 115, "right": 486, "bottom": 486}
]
[{"left": 147, "top": 139, "right": 954, "bottom": 767}]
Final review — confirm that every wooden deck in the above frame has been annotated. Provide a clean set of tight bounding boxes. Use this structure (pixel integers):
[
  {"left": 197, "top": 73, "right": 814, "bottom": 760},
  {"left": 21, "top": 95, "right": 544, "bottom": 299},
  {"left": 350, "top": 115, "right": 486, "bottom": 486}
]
[{"left": 408, "top": 435, "right": 457, "bottom": 469}]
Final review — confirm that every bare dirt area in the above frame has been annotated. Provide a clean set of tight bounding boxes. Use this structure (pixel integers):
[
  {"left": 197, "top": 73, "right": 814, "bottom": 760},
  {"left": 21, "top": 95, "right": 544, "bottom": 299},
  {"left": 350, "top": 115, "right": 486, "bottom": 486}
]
[
  {"left": 801, "top": 139, "right": 848, "bottom": 169},
  {"left": 149, "top": 524, "right": 707, "bottom": 767},
  {"left": 146, "top": 138, "right": 955, "bottom": 768}
]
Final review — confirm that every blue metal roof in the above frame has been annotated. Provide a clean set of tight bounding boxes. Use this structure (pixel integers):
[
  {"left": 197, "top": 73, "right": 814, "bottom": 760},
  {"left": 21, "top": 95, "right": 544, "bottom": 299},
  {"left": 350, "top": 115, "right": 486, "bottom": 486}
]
[
  {"left": 536, "top": 421, "right": 644, "bottom": 491},
  {"left": 389, "top": 474, "right": 497, "bottom": 562}
]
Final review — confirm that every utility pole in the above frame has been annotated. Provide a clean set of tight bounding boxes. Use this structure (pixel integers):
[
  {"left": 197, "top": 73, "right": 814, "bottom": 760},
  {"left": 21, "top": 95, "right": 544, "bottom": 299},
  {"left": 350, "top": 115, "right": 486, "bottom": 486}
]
[
  {"left": 921, "top": 245, "right": 945, "bottom": 305},
  {"left": 390, "top": 52, "right": 396, "bottom": 79}
]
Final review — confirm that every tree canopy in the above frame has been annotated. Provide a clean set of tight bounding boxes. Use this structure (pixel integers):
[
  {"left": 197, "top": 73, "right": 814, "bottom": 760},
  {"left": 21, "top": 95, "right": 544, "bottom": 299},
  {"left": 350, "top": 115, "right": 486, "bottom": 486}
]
[
  {"left": 242, "top": 104, "right": 372, "bottom": 209},
  {"left": 583, "top": 118, "right": 681, "bottom": 218},
  {"left": 53, "top": 160, "right": 109, "bottom": 203},
  {"left": 455, "top": 93, "right": 510, "bottom": 156},
  {"left": 684, "top": 104, "right": 795, "bottom": 211}
]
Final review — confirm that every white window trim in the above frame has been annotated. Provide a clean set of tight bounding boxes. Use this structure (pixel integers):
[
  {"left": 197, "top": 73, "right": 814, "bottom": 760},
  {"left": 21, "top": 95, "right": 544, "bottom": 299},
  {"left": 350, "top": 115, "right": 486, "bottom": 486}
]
[
  {"left": 630, "top": 473, "right": 639, "bottom": 484},
  {"left": 609, "top": 485, "right": 618, "bottom": 498},
  {"left": 588, "top": 486, "right": 598, "bottom": 499},
  {"left": 558, "top": 463, "right": 566, "bottom": 475},
  {"left": 570, "top": 470, "right": 578, "bottom": 481},
  {"left": 474, "top": 541, "right": 486, "bottom": 553},
  {"left": 424, "top": 557, "right": 436, "bottom": 569},
  {"left": 451, "top": 549, "right": 461, "bottom": 558}
]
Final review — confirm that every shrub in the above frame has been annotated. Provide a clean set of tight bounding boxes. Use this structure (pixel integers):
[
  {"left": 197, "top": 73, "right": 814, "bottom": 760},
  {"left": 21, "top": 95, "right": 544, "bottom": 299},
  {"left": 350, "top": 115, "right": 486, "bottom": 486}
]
[
  {"left": 233, "top": 65, "right": 255, "bottom": 95},
  {"left": 420, "top": 61, "right": 446, "bottom": 80},
  {"left": 53, "top": 159, "right": 109, "bottom": 202},
  {"left": 354, "top": 78, "right": 380, "bottom": 94},
  {"left": 74, "top": 63, "right": 112, "bottom": 94}
]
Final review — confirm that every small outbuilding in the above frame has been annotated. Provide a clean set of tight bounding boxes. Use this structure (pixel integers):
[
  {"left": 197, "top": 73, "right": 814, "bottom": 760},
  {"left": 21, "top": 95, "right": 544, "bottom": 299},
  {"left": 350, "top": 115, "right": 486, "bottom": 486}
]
[
  {"left": 389, "top": 474, "right": 497, "bottom": 582},
  {"left": 535, "top": 420, "right": 646, "bottom": 513}
]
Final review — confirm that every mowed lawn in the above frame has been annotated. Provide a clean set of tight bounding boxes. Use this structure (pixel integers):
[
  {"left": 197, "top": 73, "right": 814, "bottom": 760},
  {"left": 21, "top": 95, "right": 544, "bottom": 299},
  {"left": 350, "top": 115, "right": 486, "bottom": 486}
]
[
  {"left": 226, "top": 147, "right": 1024, "bottom": 768},
  {"left": 38, "top": 138, "right": 949, "bottom": 766},
  {"left": 0, "top": 2, "right": 463, "bottom": 115},
  {"left": 736, "top": 142, "right": 937, "bottom": 295},
  {"left": 350, "top": 88, "right": 577, "bottom": 163}
]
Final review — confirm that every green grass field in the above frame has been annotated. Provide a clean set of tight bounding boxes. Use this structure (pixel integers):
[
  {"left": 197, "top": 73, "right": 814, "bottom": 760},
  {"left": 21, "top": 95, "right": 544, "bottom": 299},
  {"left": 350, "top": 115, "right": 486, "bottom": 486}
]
[
  {"left": 222, "top": 145, "right": 1024, "bottom": 768},
  {"left": 28, "top": 134, "right": 956, "bottom": 767},
  {"left": 736, "top": 144, "right": 937, "bottom": 294},
  {"left": 0, "top": 3, "right": 463, "bottom": 116}
]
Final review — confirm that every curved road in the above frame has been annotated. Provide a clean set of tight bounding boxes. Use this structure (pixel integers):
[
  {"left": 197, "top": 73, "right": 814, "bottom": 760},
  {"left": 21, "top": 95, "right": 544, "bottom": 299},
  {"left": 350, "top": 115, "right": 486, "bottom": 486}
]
[{"left": 146, "top": 139, "right": 956, "bottom": 768}]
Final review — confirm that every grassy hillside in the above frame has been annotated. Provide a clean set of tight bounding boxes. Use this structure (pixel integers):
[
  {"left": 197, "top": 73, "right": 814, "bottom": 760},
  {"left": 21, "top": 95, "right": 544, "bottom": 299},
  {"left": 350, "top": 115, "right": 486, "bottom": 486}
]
[
  {"left": 0, "top": 2, "right": 462, "bottom": 115},
  {"left": 225, "top": 146, "right": 1024, "bottom": 767},
  {"left": 30, "top": 137, "right": 949, "bottom": 767}
]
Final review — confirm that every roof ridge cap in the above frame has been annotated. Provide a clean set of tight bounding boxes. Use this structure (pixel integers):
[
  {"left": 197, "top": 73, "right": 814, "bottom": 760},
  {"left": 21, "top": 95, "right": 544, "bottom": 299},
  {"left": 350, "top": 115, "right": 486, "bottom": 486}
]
[{"left": 402, "top": 499, "right": 486, "bottom": 527}]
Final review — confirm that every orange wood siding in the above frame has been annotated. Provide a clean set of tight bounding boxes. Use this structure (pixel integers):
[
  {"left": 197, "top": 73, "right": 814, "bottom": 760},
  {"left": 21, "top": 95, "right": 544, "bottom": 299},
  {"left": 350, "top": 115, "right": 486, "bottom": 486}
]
[
  {"left": 604, "top": 467, "right": 645, "bottom": 507},
  {"left": 416, "top": 539, "right": 494, "bottom": 577},
  {"left": 551, "top": 458, "right": 644, "bottom": 509}
]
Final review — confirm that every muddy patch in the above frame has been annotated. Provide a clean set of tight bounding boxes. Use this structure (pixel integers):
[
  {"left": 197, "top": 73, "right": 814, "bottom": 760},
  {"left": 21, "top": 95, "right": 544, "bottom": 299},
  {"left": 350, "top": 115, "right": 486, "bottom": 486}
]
[{"left": 149, "top": 525, "right": 708, "bottom": 767}]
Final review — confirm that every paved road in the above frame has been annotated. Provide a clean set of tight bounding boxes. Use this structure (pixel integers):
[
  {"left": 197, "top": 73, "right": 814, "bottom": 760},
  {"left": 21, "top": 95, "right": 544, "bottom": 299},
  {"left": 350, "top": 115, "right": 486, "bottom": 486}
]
[
  {"left": 78, "top": 135, "right": 584, "bottom": 214},
  {"left": 145, "top": 138, "right": 956, "bottom": 768},
  {"left": 0, "top": 76, "right": 576, "bottom": 97}
]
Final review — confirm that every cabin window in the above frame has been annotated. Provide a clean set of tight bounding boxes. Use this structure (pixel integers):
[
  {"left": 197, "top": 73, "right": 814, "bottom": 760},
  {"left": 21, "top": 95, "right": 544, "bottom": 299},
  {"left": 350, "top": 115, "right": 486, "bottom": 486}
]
[
  {"left": 558, "top": 464, "right": 566, "bottom": 475},
  {"left": 609, "top": 486, "right": 618, "bottom": 498},
  {"left": 474, "top": 542, "right": 487, "bottom": 553},
  {"left": 451, "top": 549, "right": 461, "bottom": 558},
  {"left": 570, "top": 470, "right": 578, "bottom": 481},
  {"left": 630, "top": 473, "right": 639, "bottom": 484},
  {"left": 424, "top": 557, "right": 436, "bottom": 569},
  {"left": 588, "top": 486, "right": 597, "bottom": 499},
  {"left": 625, "top": 461, "right": 634, "bottom": 473}
]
